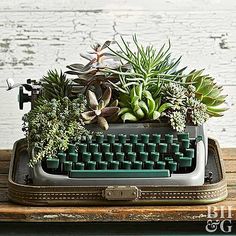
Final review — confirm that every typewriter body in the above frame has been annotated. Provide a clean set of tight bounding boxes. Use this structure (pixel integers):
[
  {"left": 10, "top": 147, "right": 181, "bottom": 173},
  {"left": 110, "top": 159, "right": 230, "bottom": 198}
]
[
  {"left": 16, "top": 81, "right": 209, "bottom": 187},
  {"left": 32, "top": 123, "right": 208, "bottom": 187}
]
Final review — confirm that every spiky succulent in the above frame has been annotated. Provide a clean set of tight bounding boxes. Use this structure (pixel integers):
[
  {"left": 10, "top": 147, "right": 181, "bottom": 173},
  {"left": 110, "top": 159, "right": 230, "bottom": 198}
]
[
  {"left": 40, "top": 70, "right": 71, "bottom": 101},
  {"left": 169, "top": 111, "right": 186, "bottom": 132},
  {"left": 81, "top": 87, "right": 120, "bottom": 130},
  {"left": 185, "top": 70, "right": 228, "bottom": 117}
]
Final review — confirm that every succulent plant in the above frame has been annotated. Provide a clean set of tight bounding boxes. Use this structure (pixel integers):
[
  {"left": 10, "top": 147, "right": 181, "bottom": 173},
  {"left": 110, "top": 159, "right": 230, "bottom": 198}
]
[
  {"left": 161, "top": 83, "right": 187, "bottom": 110},
  {"left": 66, "top": 41, "right": 127, "bottom": 98},
  {"left": 108, "top": 35, "right": 186, "bottom": 99},
  {"left": 40, "top": 70, "right": 72, "bottom": 101},
  {"left": 185, "top": 70, "right": 228, "bottom": 117},
  {"left": 118, "top": 84, "right": 172, "bottom": 122},
  {"left": 169, "top": 111, "right": 186, "bottom": 132},
  {"left": 81, "top": 87, "right": 120, "bottom": 130}
]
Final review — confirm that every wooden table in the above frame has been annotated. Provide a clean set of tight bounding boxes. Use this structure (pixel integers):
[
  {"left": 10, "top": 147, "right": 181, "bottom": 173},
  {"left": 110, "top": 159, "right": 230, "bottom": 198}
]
[{"left": 0, "top": 149, "right": 235, "bottom": 223}]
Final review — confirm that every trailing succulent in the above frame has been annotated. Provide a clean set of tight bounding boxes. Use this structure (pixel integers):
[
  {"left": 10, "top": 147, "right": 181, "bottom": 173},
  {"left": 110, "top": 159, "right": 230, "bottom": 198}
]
[
  {"left": 23, "top": 96, "right": 91, "bottom": 167},
  {"left": 81, "top": 87, "right": 120, "bottom": 130}
]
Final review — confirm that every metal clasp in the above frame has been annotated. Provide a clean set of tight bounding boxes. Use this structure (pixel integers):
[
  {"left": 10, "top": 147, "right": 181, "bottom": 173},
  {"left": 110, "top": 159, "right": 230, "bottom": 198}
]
[{"left": 104, "top": 186, "right": 140, "bottom": 201}]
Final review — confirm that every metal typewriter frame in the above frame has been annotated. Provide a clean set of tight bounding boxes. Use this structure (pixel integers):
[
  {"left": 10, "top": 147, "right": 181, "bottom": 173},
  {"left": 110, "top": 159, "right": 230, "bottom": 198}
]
[{"left": 31, "top": 123, "right": 207, "bottom": 186}]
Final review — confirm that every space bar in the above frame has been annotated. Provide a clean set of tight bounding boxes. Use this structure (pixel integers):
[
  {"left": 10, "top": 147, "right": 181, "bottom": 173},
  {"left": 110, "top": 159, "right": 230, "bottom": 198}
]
[{"left": 69, "top": 169, "right": 170, "bottom": 178}]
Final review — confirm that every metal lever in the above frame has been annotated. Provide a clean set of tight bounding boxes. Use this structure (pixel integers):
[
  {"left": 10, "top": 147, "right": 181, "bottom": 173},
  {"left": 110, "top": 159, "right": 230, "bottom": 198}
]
[{"left": 18, "top": 86, "right": 31, "bottom": 110}]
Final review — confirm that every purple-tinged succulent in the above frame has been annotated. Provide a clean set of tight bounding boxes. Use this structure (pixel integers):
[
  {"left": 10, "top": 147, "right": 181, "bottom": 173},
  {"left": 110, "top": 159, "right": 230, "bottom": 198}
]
[{"left": 81, "top": 87, "right": 120, "bottom": 130}]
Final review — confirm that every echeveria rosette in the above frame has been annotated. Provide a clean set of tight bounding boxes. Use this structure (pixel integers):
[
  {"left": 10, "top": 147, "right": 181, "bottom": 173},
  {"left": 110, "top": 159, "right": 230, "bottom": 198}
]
[
  {"left": 81, "top": 87, "right": 120, "bottom": 130},
  {"left": 185, "top": 70, "right": 228, "bottom": 117}
]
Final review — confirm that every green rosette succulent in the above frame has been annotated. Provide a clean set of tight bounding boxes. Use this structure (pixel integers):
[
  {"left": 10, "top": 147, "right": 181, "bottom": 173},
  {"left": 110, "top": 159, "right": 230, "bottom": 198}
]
[
  {"left": 185, "top": 70, "right": 228, "bottom": 117},
  {"left": 118, "top": 84, "right": 172, "bottom": 122},
  {"left": 81, "top": 87, "right": 120, "bottom": 130}
]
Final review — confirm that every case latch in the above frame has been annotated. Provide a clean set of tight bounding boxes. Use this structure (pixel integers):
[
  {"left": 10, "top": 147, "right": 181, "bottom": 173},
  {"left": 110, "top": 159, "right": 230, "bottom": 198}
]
[{"left": 104, "top": 186, "right": 140, "bottom": 200}]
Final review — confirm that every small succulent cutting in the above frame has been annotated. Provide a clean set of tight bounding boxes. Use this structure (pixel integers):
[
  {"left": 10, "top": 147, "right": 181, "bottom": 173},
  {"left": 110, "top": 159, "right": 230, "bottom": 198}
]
[{"left": 81, "top": 87, "right": 120, "bottom": 130}]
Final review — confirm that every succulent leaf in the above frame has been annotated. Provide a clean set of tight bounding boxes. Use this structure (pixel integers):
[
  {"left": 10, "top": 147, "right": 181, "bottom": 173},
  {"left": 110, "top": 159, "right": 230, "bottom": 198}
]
[
  {"left": 101, "top": 87, "right": 112, "bottom": 107},
  {"left": 97, "top": 116, "right": 109, "bottom": 130},
  {"left": 121, "top": 112, "right": 138, "bottom": 122},
  {"left": 88, "top": 90, "right": 98, "bottom": 109}
]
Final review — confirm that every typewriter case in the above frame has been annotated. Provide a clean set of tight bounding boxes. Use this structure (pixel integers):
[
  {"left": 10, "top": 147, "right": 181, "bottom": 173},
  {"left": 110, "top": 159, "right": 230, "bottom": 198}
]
[{"left": 8, "top": 123, "right": 227, "bottom": 206}]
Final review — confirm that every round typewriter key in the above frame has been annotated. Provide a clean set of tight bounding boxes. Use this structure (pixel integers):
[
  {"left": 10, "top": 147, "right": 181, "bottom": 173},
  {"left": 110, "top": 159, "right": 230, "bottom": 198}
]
[
  {"left": 123, "top": 143, "right": 133, "bottom": 153},
  {"left": 144, "top": 161, "right": 154, "bottom": 169},
  {"left": 185, "top": 148, "right": 195, "bottom": 158},
  {"left": 127, "top": 152, "right": 136, "bottom": 162},
  {"left": 147, "top": 143, "right": 156, "bottom": 152},
  {"left": 57, "top": 152, "right": 66, "bottom": 163},
  {"left": 156, "top": 161, "right": 165, "bottom": 169},
  {"left": 174, "top": 152, "right": 183, "bottom": 161},
  {"left": 46, "top": 158, "right": 59, "bottom": 169},
  {"left": 152, "top": 134, "right": 161, "bottom": 144},
  {"left": 64, "top": 161, "right": 73, "bottom": 172},
  {"left": 101, "top": 143, "right": 110, "bottom": 153},
  {"left": 113, "top": 143, "right": 122, "bottom": 152},
  {"left": 68, "top": 143, "right": 76, "bottom": 153},
  {"left": 95, "top": 134, "right": 104, "bottom": 144},
  {"left": 82, "top": 152, "right": 91, "bottom": 162},
  {"left": 158, "top": 143, "right": 167, "bottom": 153},
  {"left": 90, "top": 143, "right": 98, "bottom": 153},
  {"left": 133, "top": 161, "right": 142, "bottom": 169},
  {"left": 165, "top": 134, "right": 173, "bottom": 144},
  {"left": 75, "top": 162, "right": 85, "bottom": 170},
  {"left": 87, "top": 161, "right": 96, "bottom": 170},
  {"left": 177, "top": 132, "right": 189, "bottom": 141},
  {"left": 99, "top": 161, "right": 108, "bottom": 170},
  {"left": 182, "top": 139, "right": 190, "bottom": 149},
  {"left": 171, "top": 143, "right": 179, "bottom": 153},
  {"left": 130, "top": 134, "right": 138, "bottom": 144},
  {"left": 135, "top": 143, "right": 144, "bottom": 152},
  {"left": 118, "top": 134, "right": 127, "bottom": 144},
  {"left": 179, "top": 157, "right": 192, "bottom": 167},
  {"left": 139, "top": 152, "right": 148, "bottom": 162},
  {"left": 150, "top": 152, "right": 159, "bottom": 162},
  {"left": 78, "top": 143, "right": 87, "bottom": 153},
  {"left": 93, "top": 152, "right": 102, "bottom": 162},
  {"left": 164, "top": 157, "right": 173, "bottom": 162},
  {"left": 168, "top": 161, "right": 177, "bottom": 173},
  {"left": 110, "top": 161, "right": 119, "bottom": 170},
  {"left": 69, "top": 152, "right": 78, "bottom": 163},
  {"left": 104, "top": 152, "right": 113, "bottom": 162},
  {"left": 140, "top": 134, "right": 149, "bottom": 144},
  {"left": 115, "top": 152, "right": 125, "bottom": 162},
  {"left": 122, "top": 161, "right": 132, "bottom": 169},
  {"left": 107, "top": 134, "right": 115, "bottom": 144}
]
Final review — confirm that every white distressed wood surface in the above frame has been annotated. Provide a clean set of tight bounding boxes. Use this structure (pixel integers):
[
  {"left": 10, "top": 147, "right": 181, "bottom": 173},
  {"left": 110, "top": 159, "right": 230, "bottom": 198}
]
[{"left": 0, "top": 0, "right": 236, "bottom": 148}]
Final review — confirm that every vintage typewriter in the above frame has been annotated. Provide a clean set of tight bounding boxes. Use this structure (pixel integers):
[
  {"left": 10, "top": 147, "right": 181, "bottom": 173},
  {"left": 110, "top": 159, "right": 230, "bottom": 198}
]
[{"left": 16, "top": 80, "right": 208, "bottom": 187}]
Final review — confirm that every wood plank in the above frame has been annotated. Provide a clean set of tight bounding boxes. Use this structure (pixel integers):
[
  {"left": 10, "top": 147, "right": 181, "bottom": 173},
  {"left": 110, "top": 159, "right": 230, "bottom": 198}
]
[
  {"left": 0, "top": 188, "right": 8, "bottom": 202},
  {"left": 0, "top": 201, "right": 235, "bottom": 222},
  {"left": 1, "top": 0, "right": 236, "bottom": 12},
  {"left": 0, "top": 150, "right": 12, "bottom": 161},
  {"left": 0, "top": 174, "right": 8, "bottom": 188},
  {"left": 0, "top": 161, "right": 10, "bottom": 174},
  {"left": 226, "top": 173, "right": 236, "bottom": 186},
  {"left": 222, "top": 148, "right": 236, "bottom": 160},
  {"left": 224, "top": 160, "right": 236, "bottom": 173}
]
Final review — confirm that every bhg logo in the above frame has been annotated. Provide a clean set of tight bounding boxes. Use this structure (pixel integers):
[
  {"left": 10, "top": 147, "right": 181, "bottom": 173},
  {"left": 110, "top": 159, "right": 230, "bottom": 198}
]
[{"left": 205, "top": 206, "right": 233, "bottom": 233}]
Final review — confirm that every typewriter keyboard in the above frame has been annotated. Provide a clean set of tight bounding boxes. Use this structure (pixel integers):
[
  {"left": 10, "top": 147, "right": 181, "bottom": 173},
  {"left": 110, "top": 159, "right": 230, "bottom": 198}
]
[{"left": 43, "top": 133, "right": 200, "bottom": 178}]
